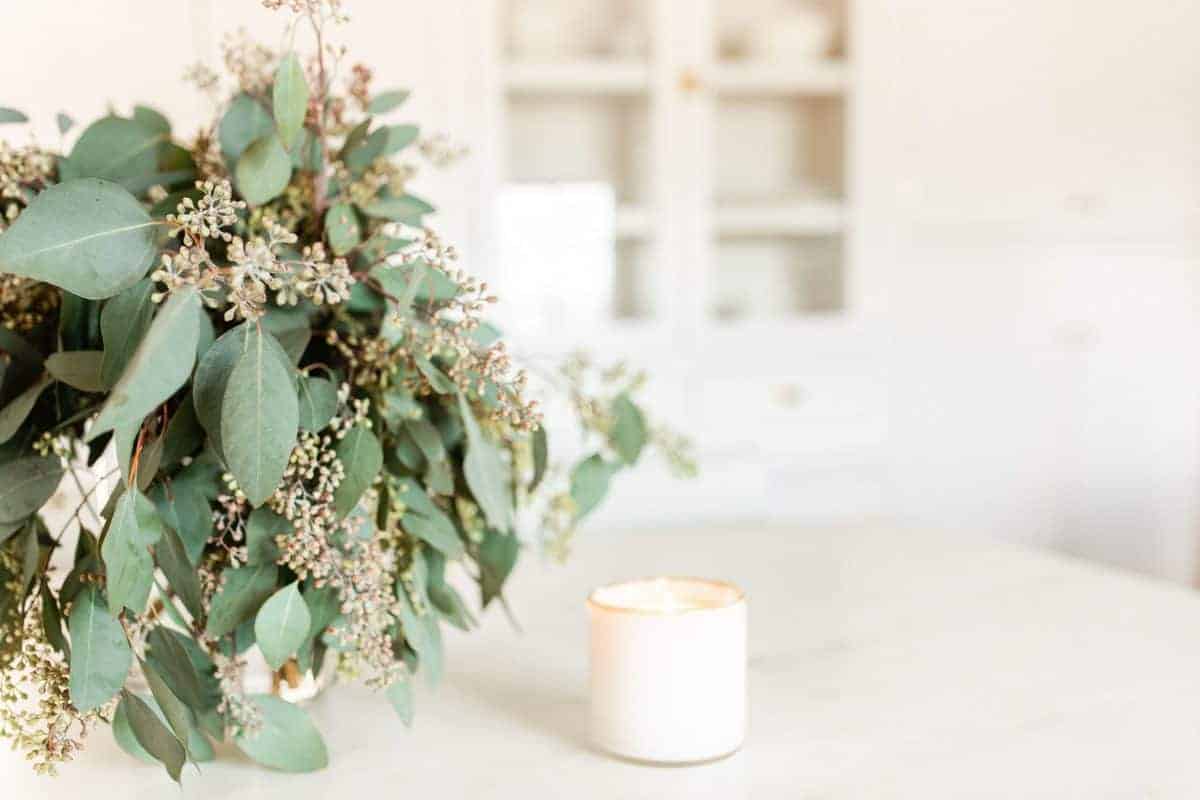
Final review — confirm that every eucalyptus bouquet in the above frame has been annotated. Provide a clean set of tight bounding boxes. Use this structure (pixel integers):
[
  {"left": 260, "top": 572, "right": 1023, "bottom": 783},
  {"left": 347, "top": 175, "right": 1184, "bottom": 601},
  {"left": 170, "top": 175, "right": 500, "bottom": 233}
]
[{"left": 0, "top": 0, "right": 691, "bottom": 780}]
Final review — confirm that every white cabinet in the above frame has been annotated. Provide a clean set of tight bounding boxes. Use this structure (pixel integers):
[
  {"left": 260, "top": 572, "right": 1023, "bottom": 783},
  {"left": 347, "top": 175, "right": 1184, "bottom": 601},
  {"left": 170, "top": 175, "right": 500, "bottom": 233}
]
[{"left": 466, "top": 0, "right": 886, "bottom": 524}]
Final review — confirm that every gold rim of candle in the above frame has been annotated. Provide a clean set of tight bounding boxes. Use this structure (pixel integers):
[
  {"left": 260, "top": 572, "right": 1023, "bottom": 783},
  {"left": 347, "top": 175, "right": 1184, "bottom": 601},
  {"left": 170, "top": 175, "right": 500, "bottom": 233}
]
[{"left": 585, "top": 576, "right": 746, "bottom": 615}]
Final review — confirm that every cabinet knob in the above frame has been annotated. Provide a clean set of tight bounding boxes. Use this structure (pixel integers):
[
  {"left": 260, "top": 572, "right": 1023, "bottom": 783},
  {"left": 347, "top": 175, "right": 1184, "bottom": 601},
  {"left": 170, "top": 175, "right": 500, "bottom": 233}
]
[{"left": 679, "top": 69, "right": 703, "bottom": 92}]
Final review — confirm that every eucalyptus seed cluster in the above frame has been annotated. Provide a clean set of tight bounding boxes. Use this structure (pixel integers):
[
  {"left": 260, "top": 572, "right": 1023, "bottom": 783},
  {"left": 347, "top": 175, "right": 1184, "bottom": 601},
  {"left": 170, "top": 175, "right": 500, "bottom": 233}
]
[
  {"left": 156, "top": 181, "right": 355, "bottom": 320},
  {"left": 0, "top": 140, "right": 55, "bottom": 234},
  {"left": 0, "top": 597, "right": 111, "bottom": 776},
  {"left": 0, "top": 273, "right": 59, "bottom": 333}
]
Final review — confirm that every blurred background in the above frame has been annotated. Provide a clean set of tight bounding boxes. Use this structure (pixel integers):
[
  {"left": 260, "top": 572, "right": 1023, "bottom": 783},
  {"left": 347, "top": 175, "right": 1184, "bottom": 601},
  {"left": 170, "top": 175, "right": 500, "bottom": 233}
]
[{"left": 5, "top": 0, "right": 1200, "bottom": 583}]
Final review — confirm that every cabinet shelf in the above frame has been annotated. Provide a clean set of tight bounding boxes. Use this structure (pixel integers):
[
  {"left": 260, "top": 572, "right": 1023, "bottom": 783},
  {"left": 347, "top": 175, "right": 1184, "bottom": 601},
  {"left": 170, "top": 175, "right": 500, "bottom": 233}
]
[
  {"left": 504, "top": 61, "right": 650, "bottom": 94},
  {"left": 710, "top": 61, "right": 849, "bottom": 95},
  {"left": 716, "top": 201, "right": 846, "bottom": 236}
]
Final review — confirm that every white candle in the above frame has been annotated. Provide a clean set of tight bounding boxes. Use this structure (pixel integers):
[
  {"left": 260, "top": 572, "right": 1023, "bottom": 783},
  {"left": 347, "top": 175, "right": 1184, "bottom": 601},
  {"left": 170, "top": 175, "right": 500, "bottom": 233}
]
[{"left": 587, "top": 577, "right": 747, "bottom": 763}]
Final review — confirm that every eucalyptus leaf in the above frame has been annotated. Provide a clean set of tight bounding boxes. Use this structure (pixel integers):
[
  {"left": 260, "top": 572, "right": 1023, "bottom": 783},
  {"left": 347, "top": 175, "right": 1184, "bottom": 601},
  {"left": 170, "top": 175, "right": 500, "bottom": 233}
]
[
  {"left": 46, "top": 350, "right": 105, "bottom": 392},
  {"left": 219, "top": 94, "right": 274, "bottom": 161},
  {"left": 358, "top": 193, "right": 435, "bottom": 224},
  {"left": 55, "top": 112, "right": 75, "bottom": 134},
  {"left": 62, "top": 116, "right": 166, "bottom": 191},
  {"left": 100, "top": 278, "right": 155, "bottom": 387},
  {"left": 0, "top": 178, "right": 159, "bottom": 300},
  {"left": 297, "top": 375, "right": 338, "bottom": 432},
  {"left": 145, "top": 627, "right": 209, "bottom": 711},
  {"left": 325, "top": 202, "right": 361, "bottom": 255},
  {"left": 611, "top": 393, "right": 648, "bottom": 465},
  {"left": 101, "top": 489, "right": 164, "bottom": 615},
  {"left": 458, "top": 394, "right": 512, "bottom": 532},
  {"left": 0, "top": 372, "right": 50, "bottom": 444},
  {"left": 570, "top": 454, "right": 618, "bottom": 521},
  {"left": 368, "top": 90, "right": 410, "bottom": 114},
  {"left": 40, "top": 583, "right": 69, "bottom": 657},
  {"left": 235, "top": 694, "right": 329, "bottom": 772},
  {"left": 0, "top": 455, "right": 63, "bottom": 523},
  {"left": 118, "top": 691, "right": 186, "bottom": 783},
  {"left": 141, "top": 658, "right": 195, "bottom": 754},
  {"left": 333, "top": 424, "right": 382, "bottom": 517},
  {"left": 132, "top": 105, "right": 171, "bottom": 135},
  {"left": 159, "top": 396, "right": 202, "bottom": 468},
  {"left": 220, "top": 325, "right": 298, "bottom": 506},
  {"left": 68, "top": 586, "right": 133, "bottom": 712},
  {"left": 273, "top": 53, "right": 309, "bottom": 151},
  {"left": 386, "top": 677, "right": 414, "bottom": 727},
  {"left": 89, "top": 288, "right": 201, "bottom": 439},
  {"left": 255, "top": 581, "right": 311, "bottom": 670},
  {"left": 529, "top": 425, "right": 548, "bottom": 492},
  {"left": 153, "top": 525, "right": 204, "bottom": 619},
  {"left": 205, "top": 562, "right": 278, "bottom": 638},
  {"left": 236, "top": 134, "right": 292, "bottom": 206},
  {"left": 0, "top": 108, "right": 28, "bottom": 124},
  {"left": 245, "top": 506, "right": 287, "bottom": 566},
  {"left": 478, "top": 529, "right": 519, "bottom": 607}
]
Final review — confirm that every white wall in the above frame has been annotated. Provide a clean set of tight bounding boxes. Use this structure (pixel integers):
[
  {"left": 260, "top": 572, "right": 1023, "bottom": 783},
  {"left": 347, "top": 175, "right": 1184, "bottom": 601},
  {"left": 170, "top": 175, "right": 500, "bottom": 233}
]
[
  {"left": 858, "top": 0, "right": 1200, "bottom": 581},
  {"left": 4, "top": 0, "right": 1200, "bottom": 581}
]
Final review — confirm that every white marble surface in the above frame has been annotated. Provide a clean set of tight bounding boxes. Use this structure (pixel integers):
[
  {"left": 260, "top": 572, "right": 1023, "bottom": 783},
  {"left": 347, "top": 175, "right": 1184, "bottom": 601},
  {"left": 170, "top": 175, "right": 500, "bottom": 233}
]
[{"left": 6, "top": 524, "right": 1200, "bottom": 798}]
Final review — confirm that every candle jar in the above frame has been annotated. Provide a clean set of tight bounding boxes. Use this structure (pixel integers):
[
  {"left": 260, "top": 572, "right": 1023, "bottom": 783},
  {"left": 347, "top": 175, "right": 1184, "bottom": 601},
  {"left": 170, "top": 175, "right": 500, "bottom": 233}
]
[{"left": 587, "top": 577, "right": 747, "bottom": 764}]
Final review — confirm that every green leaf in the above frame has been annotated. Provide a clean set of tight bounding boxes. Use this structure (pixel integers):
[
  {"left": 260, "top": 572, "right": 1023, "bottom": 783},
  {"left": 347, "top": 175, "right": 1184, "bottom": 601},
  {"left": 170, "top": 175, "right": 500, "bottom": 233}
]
[
  {"left": 205, "top": 562, "right": 278, "bottom": 637},
  {"left": 40, "top": 583, "right": 69, "bottom": 657},
  {"left": 89, "top": 288, "right": 201, "bottom": 438},
  {"left": 55, "top": 112, "right": 75, "bottom": 134},
  {"left": 0, "top": 178, "right": 158, "bottom": 300},
  {"left": 570, "top": 454, "right": 618, "bottom": 521},
  {"left": 333, "top": 424, "right": 382, "bottom": 516},
  {"left": 46, "top": 351, "right": 105, "bottom": 392},
  {"left": 324, "top": 202, "right": 361, "bottom": 255},
  {"left": 141, "top": 658, "right": 194, "bottom": 754},
  {"left": 405, "top": 418, "right": 453, "bottom": 495},
  {"left": 159, "top": 396, "right": 202, "bottom": 467},
  {"left": 100, "top": 278, "right": 156, "bottom": 387},
  {"left": 61, "top": 117, "right": 166, "bottom": 190},
  {"left": 118, "top": 691, "right": 186, "bottom": 783},
  {"left": 102, "top": 489, "right": 164, "bottom": 615},
  {"left": 394, "top": 480, "right": 463, "bottom": 558},
  {"left": 386, "top": 676, "right": 414, "bottom": 727},
  {"left": 0, "top": 108, "right": 28, "bottom": 124},
  {"left": 255, "top": 581, "right": 311, "bottom": 670},
  {"left": 236, "top": 694, "right": 328, "bottom": 772},
  {"left": 378, "top": 124, "right": 419, "bottom": 156},
  {"left": 236, "top": 134, "right": 292, "bottom": 206},
  {"left": 245, "top": 506, "right": 287, "bottom": 566},
  {"left": 297, "top": 375, "right": 338, "bottom": 432},
  {"left": 0, "top": 372, "right": 50, "bottom": 444},
  {"left": 529, "top": 426, "right": 548, "bottom": 492},
  {"left": 478, "top": 529, "right": 519, "bottom": 607},
  {"left": 414, "top": 354, "right": 454, "bottom": 394},
  {"left": 153, "top": 525, "right": 204, "bottom": 619},
  {"left": 220, "top": 325, "right": 299, "bottom": 506},
  {"left": 611, "top": 393, "right": 648, "bottom": 465},
  {"left": 458, "top": 395, "right": 512, "bottom": 531},
  {"left": 132, "top": 105, "right": 171, "bottom": 136},
  {"left": 68, "top": 586, "right": 133, "bottom": 712},
  {"left": 0, "top": 455, "right": 63, "bottom": 523},
  {"left": 273, "top": 53, "right": 310, "bottom": 151},
  {"left": 397, "top": 597, "right": 442, "bottom": 687},
  {"left": 114, "top": 692, "right": 213, "bottom": 767},
  {"left": 368, "top": 90, "right": 410, "bottom": 114},
  {"left": 219, "top": 94, "right": 275, "bottom": 161},
  {"left": 359, "top": 193, "right": 435, "bottom": 224},
  {"left": 145, "top": 627, "right": 211, "bottom": 711}
]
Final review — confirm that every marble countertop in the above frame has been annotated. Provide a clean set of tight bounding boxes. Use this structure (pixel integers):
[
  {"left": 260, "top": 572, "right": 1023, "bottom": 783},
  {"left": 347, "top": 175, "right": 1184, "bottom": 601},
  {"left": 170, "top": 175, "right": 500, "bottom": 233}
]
[{"left": 5, "top": 524, "right": 1200, "bottom": 798}]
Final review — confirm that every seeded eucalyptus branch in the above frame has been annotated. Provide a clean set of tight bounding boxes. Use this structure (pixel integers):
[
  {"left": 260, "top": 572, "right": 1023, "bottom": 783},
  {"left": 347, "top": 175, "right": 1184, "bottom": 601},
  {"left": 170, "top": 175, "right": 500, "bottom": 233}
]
[{"left": 0, "top": 0, "right": 692, "bottom": 781}]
